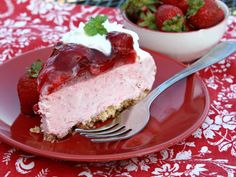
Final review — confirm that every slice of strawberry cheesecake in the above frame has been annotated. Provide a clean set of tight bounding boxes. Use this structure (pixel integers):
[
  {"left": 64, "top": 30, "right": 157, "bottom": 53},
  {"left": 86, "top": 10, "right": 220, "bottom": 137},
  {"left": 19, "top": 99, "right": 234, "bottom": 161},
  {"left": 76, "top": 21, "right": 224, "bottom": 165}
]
[{"left": 35, "top": 16, "right": 156, "bottom": 141}]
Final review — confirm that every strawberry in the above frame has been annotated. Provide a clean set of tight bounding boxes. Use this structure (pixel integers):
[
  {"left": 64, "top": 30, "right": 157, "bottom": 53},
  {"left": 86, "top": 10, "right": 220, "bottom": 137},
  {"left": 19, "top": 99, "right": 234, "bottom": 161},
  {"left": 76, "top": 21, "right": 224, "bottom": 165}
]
[
  {"left": 155, "top": 5, "right": 186, "bottom": 32},
  {"left": 122, "top": 0, "right": 158, "bottom": 22},
  {"left": 17, "top": 74, "right": 39, "bottom": 115},
  {"left": 137, "top": 11, "right": 157, "bottom": 30},
  {"left": 187, "top": 0, "right": 225, "bottom": 29},
  {"left": 17, "top": 60, "right": 42, "bottom": 115},
  {"left": 160, "top": 0, "right": 189, "bottom": 14},
  {"left": 184, "top": 21, "right": 195, "bottom": 31}
]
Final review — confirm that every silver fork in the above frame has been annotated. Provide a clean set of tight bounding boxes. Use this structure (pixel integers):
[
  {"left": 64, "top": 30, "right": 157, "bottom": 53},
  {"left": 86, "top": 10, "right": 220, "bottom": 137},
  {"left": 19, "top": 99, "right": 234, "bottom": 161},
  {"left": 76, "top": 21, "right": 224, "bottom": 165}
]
[{"left": 75, "top": 41, "right": 236, "bottom": 143}]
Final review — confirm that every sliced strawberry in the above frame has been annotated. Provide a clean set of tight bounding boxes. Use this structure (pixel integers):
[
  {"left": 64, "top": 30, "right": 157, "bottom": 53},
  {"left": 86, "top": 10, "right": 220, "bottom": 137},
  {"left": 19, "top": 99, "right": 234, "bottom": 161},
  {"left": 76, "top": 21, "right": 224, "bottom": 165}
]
[
  {"left": 17, "top": 74, "right": 39, "bottom": 115},
  {"left": 155, "top": 5, "right": 186, "bottom": 32},
  {"left": 160, "top": 0, "right": 189, "bottom": 14},
  {"left": 188, "top": 0, "right": 225, "bottom": 29}
]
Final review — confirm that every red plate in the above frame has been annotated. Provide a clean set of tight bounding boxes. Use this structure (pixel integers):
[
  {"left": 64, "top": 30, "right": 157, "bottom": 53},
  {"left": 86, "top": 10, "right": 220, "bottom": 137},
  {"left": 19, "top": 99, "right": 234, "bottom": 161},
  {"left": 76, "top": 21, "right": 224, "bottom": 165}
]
[{"left": 0, "top": 47, "right": 210, "bottom": 162}]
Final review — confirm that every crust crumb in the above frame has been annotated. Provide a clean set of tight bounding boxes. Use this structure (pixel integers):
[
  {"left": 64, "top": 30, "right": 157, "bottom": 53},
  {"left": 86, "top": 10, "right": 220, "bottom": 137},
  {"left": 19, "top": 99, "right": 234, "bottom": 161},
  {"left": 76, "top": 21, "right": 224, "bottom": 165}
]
[
  {"left": 29, "top": 126, "right": 41, "bottom": 133},
  {"left": 43, "top": 134, "right": 56, "bottom": 143}
]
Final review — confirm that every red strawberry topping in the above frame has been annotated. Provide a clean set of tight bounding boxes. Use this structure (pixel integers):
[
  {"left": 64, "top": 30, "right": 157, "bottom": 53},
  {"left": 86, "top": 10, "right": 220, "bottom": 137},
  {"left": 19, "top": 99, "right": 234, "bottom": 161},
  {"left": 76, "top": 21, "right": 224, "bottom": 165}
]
[{"left": 38, "top": 32, "right": 136, "bottom": 95}]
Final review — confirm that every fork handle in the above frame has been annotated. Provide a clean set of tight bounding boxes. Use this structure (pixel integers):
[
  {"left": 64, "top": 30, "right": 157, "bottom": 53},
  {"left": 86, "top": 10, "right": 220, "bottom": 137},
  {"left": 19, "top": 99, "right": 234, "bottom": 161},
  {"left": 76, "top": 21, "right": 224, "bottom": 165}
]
[{"left": 146, "top": 41, "right": 236, "bottom": 105}]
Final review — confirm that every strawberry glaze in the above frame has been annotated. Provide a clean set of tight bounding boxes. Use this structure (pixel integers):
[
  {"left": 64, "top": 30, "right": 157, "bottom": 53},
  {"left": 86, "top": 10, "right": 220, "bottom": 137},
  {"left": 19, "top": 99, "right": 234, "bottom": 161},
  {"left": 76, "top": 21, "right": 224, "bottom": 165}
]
[{"left": 37, "top": 32, "right": 136, "bottom": 95}]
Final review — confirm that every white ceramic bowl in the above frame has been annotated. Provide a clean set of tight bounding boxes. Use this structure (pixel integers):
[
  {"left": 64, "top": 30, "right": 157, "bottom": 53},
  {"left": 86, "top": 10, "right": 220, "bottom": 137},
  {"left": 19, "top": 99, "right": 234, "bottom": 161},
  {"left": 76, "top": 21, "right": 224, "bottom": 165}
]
[{"left": 123, "top": 0, "right": 230, "bottom": 63}]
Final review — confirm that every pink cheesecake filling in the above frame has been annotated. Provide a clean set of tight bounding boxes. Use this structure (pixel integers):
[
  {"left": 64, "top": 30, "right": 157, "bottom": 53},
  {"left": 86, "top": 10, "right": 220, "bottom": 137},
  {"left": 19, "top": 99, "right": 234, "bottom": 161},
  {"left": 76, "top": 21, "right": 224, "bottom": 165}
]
[{"left": 38, "top": 55, "right": 156, "bottom": 138}]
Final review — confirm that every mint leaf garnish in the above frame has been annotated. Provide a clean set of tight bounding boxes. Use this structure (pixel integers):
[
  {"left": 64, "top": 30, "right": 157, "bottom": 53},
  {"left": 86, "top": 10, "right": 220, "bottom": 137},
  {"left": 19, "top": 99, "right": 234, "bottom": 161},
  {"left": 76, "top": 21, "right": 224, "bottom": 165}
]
[
  {"left": 27, "top": 59, "right": 43, "bottom": 78},
  {"left": 84, "top": 15, "right": 108, "bottom": 36}
]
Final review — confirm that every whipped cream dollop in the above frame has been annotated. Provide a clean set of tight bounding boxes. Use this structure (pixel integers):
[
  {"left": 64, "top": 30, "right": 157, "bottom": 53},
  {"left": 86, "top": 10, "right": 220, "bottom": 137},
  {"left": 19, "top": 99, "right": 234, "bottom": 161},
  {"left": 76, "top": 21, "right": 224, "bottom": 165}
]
[{"left": 62, "top": 20, "right": 149, "bottom": 60}]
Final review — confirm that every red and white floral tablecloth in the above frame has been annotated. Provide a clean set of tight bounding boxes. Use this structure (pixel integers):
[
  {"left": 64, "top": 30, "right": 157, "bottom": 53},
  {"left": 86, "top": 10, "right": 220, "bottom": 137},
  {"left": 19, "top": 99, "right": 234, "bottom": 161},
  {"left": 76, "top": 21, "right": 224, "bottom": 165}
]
[{"left": 0, "top": 0, "right": 236, "bottom": 176}]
